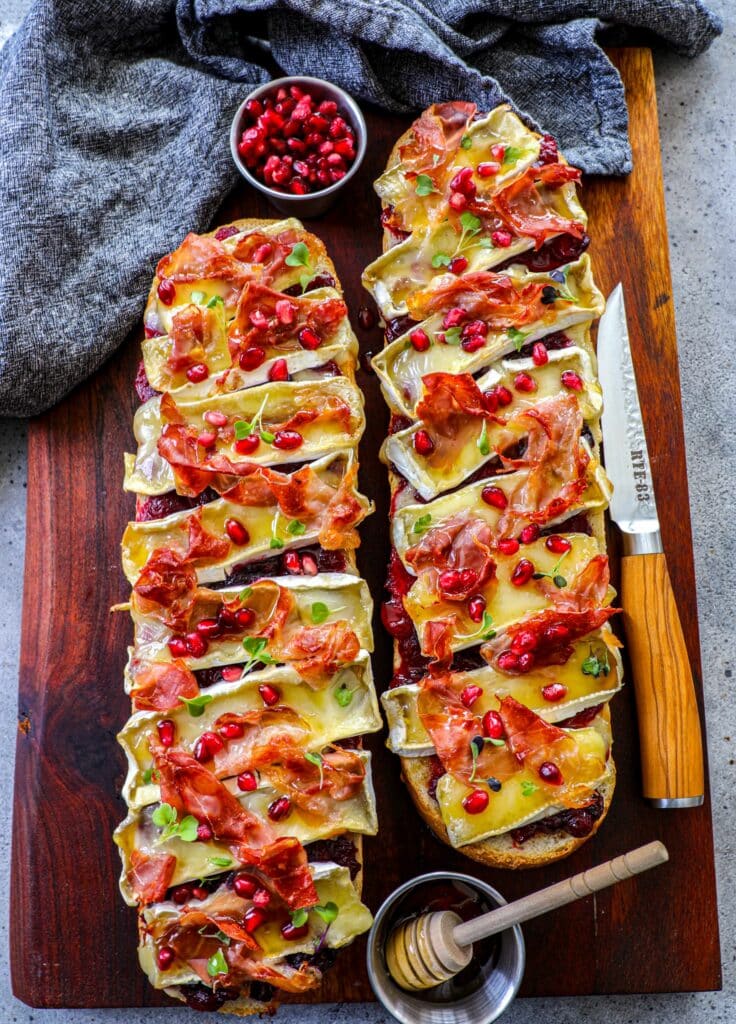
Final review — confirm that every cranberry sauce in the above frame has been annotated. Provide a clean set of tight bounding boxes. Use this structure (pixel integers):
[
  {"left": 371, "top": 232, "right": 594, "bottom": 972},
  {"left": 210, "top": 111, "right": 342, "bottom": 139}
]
[
  {"left": 283, "top": 272, "right": 336, "bottom": 296},
  {"left": 383, "top": 548, "right": 430, "bottom": 687},
  {"left": 385, "top": 314, "right": 417, "bottom": 342},
  {"left": 221, "top": 544, "right": 346, "bottom": 588},
  {"left": 504, "top": 330, "right": 573, "bottom": 361},
  {"left": 495, "top": 232, "right": 590, "bottom": 274},
  {"left": 134, "top": 360, "right": 159, "bottom": 404},
  {"left": 510, "top": 790, "right": 604, "bottom": 846},
  {"left": 136, "top": 487, "right": 220, "bottom": 522},
  {"left": 181, "top": 984, "right": 241, "bottom": 1012},
  {"left": 381, "top": 879, "right": 500, "bottom": 1004},
  {"left": 307, "top": 835, "right": 360, "bottom": 880}
]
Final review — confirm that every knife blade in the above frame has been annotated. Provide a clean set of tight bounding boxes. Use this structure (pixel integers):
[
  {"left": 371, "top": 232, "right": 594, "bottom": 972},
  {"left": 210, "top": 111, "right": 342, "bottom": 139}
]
[{"left": 598, "top": 284, "right": 704, "bottom": 808}]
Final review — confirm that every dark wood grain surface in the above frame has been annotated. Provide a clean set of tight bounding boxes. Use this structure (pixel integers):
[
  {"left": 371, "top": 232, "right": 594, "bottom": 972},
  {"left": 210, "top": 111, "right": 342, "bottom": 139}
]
[{"left": 10, "top": 48, "right": 721, "bottom": 1008}]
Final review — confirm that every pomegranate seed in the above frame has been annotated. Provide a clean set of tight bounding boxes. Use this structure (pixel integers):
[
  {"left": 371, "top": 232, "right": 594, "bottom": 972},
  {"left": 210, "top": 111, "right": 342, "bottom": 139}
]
[
  {"left": 450, "top": 167, "right": 476, "bottom": 195},
  {"left": 233, "top": 873, "right": 259, "bottom": 898},
  {"left": 235, "top": 607, "right": 255, "bottom": 629},
  {"left": 157, "top": 946, "right": 175, "bottom": 970},
  {"left": 486, "top": 384, "right": 513, "bottom": 408},
  {"left": 273, "top": 429, "right": 303, "bottom": 450},
  {"left": 196, "top": 618, "right": 221, "bottom": 638},
  {"left": 491, "top": 144, "right": 506, "bottom": 161},
  {"left": 235, "top": 435, "right": 260, "bottom": 455},
  {"left": 542, "top": 683, "right": 568, "bottom": 702},
  {"left": 461, "top": 685, "right": 483, "bottom": 708},
  {"left": 239, "top": 346, "right": 266, "bottom": 371},
  {"left": 334, "top": 138, "right": 355, "bottom": 158},
  {"left": 519, "top": 524, "right": 540, "bottom": 544},
  {"left": 245, "top": 98, "right": 263, "bottom": 118},
  {"left": 196, "top": 823, "right": 213, "bottom": 841},
  {"left": 532, "top": 342, "right": 549, "bottom": 366},
  {"left": 275, "top": 299, "right": 296, "bottom": 325},
  {"left": 511, "top": 629, "right": 538, "bottom": 653},
  {"left": 193, "top": 737, "right": 211, "bottom": 762},
  {"left": 329, "top": 117, "right": 348, "bottom": 138},
  {"left": 288, "top": 139, "right": 306, "bottom": 155},
  {"left": 539, "top": 761, "right": 563, "bottom": 785},
  {"left": 514, "top": 371, "right": 537, "bottom": 393},
  {"left": 268, "top": 358, "right": 289, "bottom": 382},
  {"left": 511, "top": 558, "right": 535, "bottom": 586},
  {"left": 249, "top": 309, "right": 269, "bottom": 329},
  {"left": 186, "top": 363, "right": 209, "bottom": 383},
  {"left": 191, "top": 887, "right": 209, "bottom": 901},
  {"left": 157, "top": 719, "right": 175, "bottom": 747},
  {"left": 468, "top": 594, "right": 487, "bottom": 623},
  {"left": 319, "top": 100, "right": 338, "bottom": 116},
  {"left": 157, "top": 279, "right": 175, "bottom": 305},
  {"left": 439, "top": 568, "right": 478, "bottom": 595},
  {"left": 497, "top": 650, "right": 520, "bottom": 672},
  {"left": 281, "top": 921, "right": 309, "bottom": 941},
  {"left": 144, "top": 325, "right": 163, "bottom": 339},
  {"left": 497, "top": 538, "right": 520, "bottom": 556},
  {"left": 461, "top": 334, "right": 486, "bottom": 353},
  {"left": 518, "top": 651, "right": 536, "bottom": 671},
  {"left": 409, "top": 328, "right": 431, "bottom": 352},
  {"left": 251, "top": 243, "right": 273, "bottom": 263},
  {"left": 482, "top": 710, "right": 504, "bottom": 739},
  {"left": 201, "top": 731, "right": 224, "bottom": 755},
  {"left": 462, "top": 789, "right": 490, "bottom": 814},
  {"left": 268, "top": 795, "right": 292, "bottom": 821},
  {"left": 259, "top": 684, "right": 280, "bottom": 706},
  {"left": 204, "top": 410, "right": 228, "bottom": 427},
  {"left": 301, "top": 554, "right": 318, "bottom": 575},
  {"left": 185, "top": 632, "right": 207, "bottom": 657},
  {"left": 221, "top": 665, "right": 243, "bottom": 682},
  {"left": 225, "top": 518, "right": 250, "bottom": 545},
  {"left": 545, "top": 535, "right": 572, "bottom": 554},
  {"left": 197, "top": 431, "right": 216, "bottom": 448},
  {"left": 544, "top": 623, "right": 571, "bottom": 643},
  {"left": 482, "top": 485, "right": 507, "bottom": 510},
  {"left": 244, "top": 907, "right": 267, "bottom": 933},
  {"left": 357, "top": 305, "right": 377, "bottom": 330},
  {"left": 449, "top": 191, "right": 467, "bottom": 212},
  {"left": 477, "top": 161, "right": 500, "bottom": 177},
  {"left": 219, "top": 721, "right": 245, "bottom": 740},
  {"left": 448, "top": 255, "right": 469, "bottom": 274},
  {"left": 171, "top": 885, "right": 193, "bottom": 905},
  {"left": 237, "top": 771, "right": 258, "bottom": 792},
  {"left": 168, "top": 637, "right": 188, "bottom": 658},
  {"left": 283, "top": 551, "right": 302, "bottom": 574},
  {"left": 462, "top": 320, "right": 488, "bottom": 339},
  {"left": 298, "top": 326, "right": 321, "bottom": 350},
  {"left": 561, "top": 370, "right": 584, "bottom": 391},
  {"left": 413, "top": 430, "right": 435, "bottom": 456},
  {"left": 491, "top": 229, "right": 513, "bottom": 248},
  {"left": 443, "top": 307, "right": 466, "bottom": 329},
  {"left": 252, "top": 888, "right": 271, "bottom": 909}
]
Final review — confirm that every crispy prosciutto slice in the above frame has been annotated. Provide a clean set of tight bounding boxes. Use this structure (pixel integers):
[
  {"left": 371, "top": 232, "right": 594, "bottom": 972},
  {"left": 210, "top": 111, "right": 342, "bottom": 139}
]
[
  {"left": 228, "top": 281, "right": 346, "bottom": 362},
  {"left": 276, "top": 621, "right": 361, "bottom": 683},
  {"left": 415, "top": 373, "right": 489, "bottom": 466},
  {"left": 156, "top": 233, "right": 253, "bottom": 289},
  {"left": 229, "top": 227, "right": 329, "bottom": 291},
  {"left": 132, "top": 548, "right": 197, "bottom": 632},
  {"left": 399, "top": 101, "right": 477, "bottom": 183},
  {"left": 207, "top": 707, "right": 312, "bottom": 780},
  {"left": 129, "top": 659, "right": 199, "bottom": 712},
  {"left": 479, "top": 162, "right": 585, "bottom": 248},
  {"left": 405, "top": 512, "right": 497, "bottom": 602},
  {"left": 407, "top": 271, "right": 547, "bottom": 326},
  {"left": 185, "top": 508, "right": 231, "bottom": 563},
  {"left": 127, "top": 848, "right": 176, "bottom": 906},
  {"left": 539, "top": 553, "right": 610, "bottom": 611},
  {"left": 255, "top": 742, "right": 366, "bottom": 820},
  {"left": 167, "top": 304, "right": 224, "bottom": 375}
]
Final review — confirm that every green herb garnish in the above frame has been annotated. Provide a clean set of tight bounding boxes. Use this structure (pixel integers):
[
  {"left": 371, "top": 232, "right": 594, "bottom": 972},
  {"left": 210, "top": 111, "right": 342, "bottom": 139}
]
[
  {"left": 241, "top": 636, "right": 275, "bottom": 674},
  {"left": 285, "top": 242, "right": 310, "bottom": 267},
  {"left": 311, "top": 601, "right": 329, "bottom": 624},
  {"left": 287, "top": 519, "right": 307, "bottom": 536},
  {"left": 335, "top": 683, "right": 354, "bottom": 708},
  {"left": 178, "top": 694, "right": 214, "bottom": 718},
  {"left": 314, "top": 901, "right": 339, "bottom": 925},
  {"left": 581, "top": 648, "right": 611, "bottom": 679},
  {"left": 443, "top": 326, "right": 462, "bottom": 346},
  {"left": 507, "top": 326, "right": 528, "bottom": 350},
  {"left": 477, "top": 420, "right": 490, "bottom": 456},
  {"left": 290, "top": 908, "right": 309, "bottom": 927},
  {"left": 151, "top": 803, "right": 199, "bottom": 843},
  {"left": 521, "top": 780, "right": 538, "bottom": 797},
  {"left": 431, "top": 252, "right": 452, "bottom": 268},
  {"left": 412, "top": 513, "right": 432, "bottom": 536},
  {"left": 460, "top": 134, "right": 473, "bottom": 150},
  {"left": 206, "top": 295, "right": 224, "bottom": 309},
  {"left": 305, "top": 751, "right": 325, "bottom": 789},
  {"left": 207, "top": 949, "right": 229, "bottom": 977},
  {"left": 208, "top": 856, "right": 233, "bottom": 868},
  {"left": 415, "top": 174, "right": 438, "bottom": 197}
]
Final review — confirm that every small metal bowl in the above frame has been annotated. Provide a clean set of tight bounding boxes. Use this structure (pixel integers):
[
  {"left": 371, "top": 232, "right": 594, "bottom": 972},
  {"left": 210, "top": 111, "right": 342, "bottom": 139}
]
[
  {"left": 230, "top": 75, "right": 367, "bottom": 219},
  {"left": 367, "top": 871, "right": 525, "bottom": 1024}
]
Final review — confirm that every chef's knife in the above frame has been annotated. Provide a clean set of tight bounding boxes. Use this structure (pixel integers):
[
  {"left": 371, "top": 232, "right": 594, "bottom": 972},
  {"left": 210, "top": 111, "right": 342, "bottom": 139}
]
[{"left": 598, "top": 284, "right": 704, "bottom": 808}]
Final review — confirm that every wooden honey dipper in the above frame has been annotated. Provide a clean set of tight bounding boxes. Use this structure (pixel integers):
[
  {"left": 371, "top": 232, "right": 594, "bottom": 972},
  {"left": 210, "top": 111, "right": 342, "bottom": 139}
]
[{"left": 386, "top": 841, "right": 669, "bottom": 991}]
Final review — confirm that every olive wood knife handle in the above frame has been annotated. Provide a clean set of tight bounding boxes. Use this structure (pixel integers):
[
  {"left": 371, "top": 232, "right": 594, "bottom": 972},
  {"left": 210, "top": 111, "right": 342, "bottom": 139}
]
[{"left": 621, "top": 551, "right": 704, "bottom": 806}]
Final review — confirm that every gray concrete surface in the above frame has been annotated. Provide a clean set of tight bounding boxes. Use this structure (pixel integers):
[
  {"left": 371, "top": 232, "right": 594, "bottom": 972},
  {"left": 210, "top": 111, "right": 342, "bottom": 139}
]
[{"left": 1, "top": 4, "right": 734, "bottom": 1022}]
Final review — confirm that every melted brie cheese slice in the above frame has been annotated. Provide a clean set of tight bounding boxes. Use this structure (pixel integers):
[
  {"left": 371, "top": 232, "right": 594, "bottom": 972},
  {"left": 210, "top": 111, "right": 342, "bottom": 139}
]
[
  {"left": 391, "top": 452, "right": 610, "bottom": 554},
  {"left": 120, "top": 654, "right": 380, "bottom": 809},
  {"left": 371, "top": 259, "right": 603, "bottom": 418},
  {"left": 382, "top": 626, "right": 623, "bottom": 756},
  {"left": 403, "top": 534, "right": 612, "bottom": 655},
  {"left": 128, "top": 573, "right": 374, "bottom": 671},
  {"left": 121, "top": 451, "right": 371, "bottom": 586},
  {"left": 363, "top": 190, "right": 587, "bottom": 321},
  {"left": 115, "top": 752, "right": 377, "bottom": 904},
  {"left": 437, "top": 711, "right": 611, "bottom": 846},
  {"left": 124, "top": 377, "right": 365, "bottom": 496},
  {"left": 384, "top": 343, "right": 601, "bottom": 499},
  {"left": 138, "top": 862, "right": 373, "bottom": 988}
]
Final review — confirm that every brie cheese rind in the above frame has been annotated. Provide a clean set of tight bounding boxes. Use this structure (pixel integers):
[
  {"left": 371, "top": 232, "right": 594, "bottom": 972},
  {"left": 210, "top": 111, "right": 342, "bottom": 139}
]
[
  {"left": 115, "top": 753, "right": 378, "bottom": 904},
  {"left": 138, "top": 863, "right": 373, "bottom": 989},
  {"left": 123, "top": 377, "right": 365, "bottom": 496},
  {"left": 437, "top": 710, "right": 612, "bottom": 847},
  {"left": 371, "top": 259, "right": 603, "bottom": 418},
  {"left": 128, "top": 573, "right": 374, "bottom": 671},
  {"left": 403, "top": 534, "right": 613, "bottom": 655},
  {"left": 121, "top": 451, "right": 371, "bottom": 585},
  {"left": 382, "top": 626, "right": 623, "bottom": 756},
  {"left": 376, "top": 106, "right": 541, "bottom": 236},
  {"left": 383, "top": 344, "right": 602, "bottom": 500},
  {"left": 143, "top": 287, "right": 358, "bottom": 397},
  {"left": 363, "top": 187, "right": 587, "bottom": 321},
  {"left": 145, "top": 218, "right": 334, "bottom": 336},
  {"left": 391, "top": 453, "right": 611, "bottom": 553},
  {"left": 120, "top": 654, "right": 380, "bottom": 808}
]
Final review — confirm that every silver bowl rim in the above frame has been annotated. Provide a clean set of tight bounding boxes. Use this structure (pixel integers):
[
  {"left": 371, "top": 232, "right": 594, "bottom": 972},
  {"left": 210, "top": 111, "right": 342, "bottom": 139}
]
[
  {"left": 366, "top": 870, "right": 526, "bottom": 1024},
  {"left": 229, "top": 75, "right": 368, "bottom": 203}
]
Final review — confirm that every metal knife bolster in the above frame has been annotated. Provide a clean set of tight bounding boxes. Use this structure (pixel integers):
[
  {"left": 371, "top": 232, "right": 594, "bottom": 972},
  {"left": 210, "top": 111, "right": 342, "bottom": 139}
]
[{"left": 621, "top": 524, "right": 662, "bottom": 557}]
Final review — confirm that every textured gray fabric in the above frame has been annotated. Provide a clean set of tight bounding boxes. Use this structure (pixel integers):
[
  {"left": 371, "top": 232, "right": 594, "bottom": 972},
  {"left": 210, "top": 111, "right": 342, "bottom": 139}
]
[{"left": 0, "top": 0, "right": 722, "bottom": 417}]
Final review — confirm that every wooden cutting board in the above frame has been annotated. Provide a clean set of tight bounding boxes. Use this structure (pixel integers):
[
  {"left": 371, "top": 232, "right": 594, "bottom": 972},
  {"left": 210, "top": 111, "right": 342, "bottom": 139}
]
[{"left": 10, "top": 48, "right": 721, "bottom": 1008}]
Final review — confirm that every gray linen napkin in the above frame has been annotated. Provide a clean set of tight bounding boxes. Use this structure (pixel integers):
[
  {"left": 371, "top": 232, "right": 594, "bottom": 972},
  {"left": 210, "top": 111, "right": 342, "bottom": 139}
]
[{"left": 0, "top": 0, "right": 721, "bottom": 416}]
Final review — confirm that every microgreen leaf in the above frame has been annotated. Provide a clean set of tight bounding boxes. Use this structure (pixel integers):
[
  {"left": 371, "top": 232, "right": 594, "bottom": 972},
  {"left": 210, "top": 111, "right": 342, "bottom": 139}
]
[
  {"left": 582, "top": 648, "right": 610, "bottom": 678},
  {"left": 207, "top": 949, "right": 229, "bottom": 977},
  {"left": 521, "top": 780, "right": 538, "bottom": 797},
  {"left": 503, "top": 146, "right": 523, "bottom": 164},
  {"left": 291, "top": 908, "right": 309, "bottom": 927},
  {"left": 431, "top": 252, "right": 452, "bottom": 268},
  {"left": 260, "top": 429, "right": 276, "bottom": 444},
  {"left": 208, "top": 856, "right": 233, "bottom": 868},
  {"left": 415, "top": 174, "right": 437, "bottom": 197},
  {"left": 190, "top": 290, "right": 206, "bottom": 305},
  {"left": 477, "top": 236, "right": 493, "bottom": 249},
  {"left": 286, "top": 242, "right": 310, "bottom": 267},
  {"left": 178, "top": 694, "right": 214, "bottom": 717},
  {"left": 477, "top": 420, "right": 490, "bottom": 457},
  {"left": 507, "top": 327, "right": 527, "bottom": 350},
  {"left": 311, "top": 601, "right": 329, "bottom": 624},
  {"left": 314, "top": 901, "right": 339, "bottom": 925},
  {"left": 305, "top": 751, "right": 324, "bottom": 789},
  {"left": 459, "top": 211, "right": 482, "bottom": 234},
  {"left": 239, "top": 587, "right": 253, "bottom": 601},
  {"left": 460, "top": 134, "right": 473, "bottom": 150},
  {"left": 142, "top": 766, "right": 159, "bottom": 785},
  {"left": 234, "top": 419, "right": 252, "bottom": 440},
  {"left": 443, "top": 326, "right": 462, "bottom": 346},
  {"left": 335, "top": 683, "right": 354, "bottom": 708},
  {"left": 299, "top": 272, "right": 314, "bottom": 291},
  {"left": 176, "top": 816, "right": 199, "bottom": 842},
  {"left": 241, "top": 636, "right": 275, "bottom": 675},
  {"left": 412, "top": 513, "right": 432, "bottom": 536},
  {"left": 152, "top": 803, "right": 176, "bottom": 828},
  {"left": 206, "top": 295, "right": 224, "bottom": 309},
  {"left": 270, "top": 537, "right": 285, "bottom": 549},
  {"left": 287, "top": 519, "right": 307, "bottom": 536}
]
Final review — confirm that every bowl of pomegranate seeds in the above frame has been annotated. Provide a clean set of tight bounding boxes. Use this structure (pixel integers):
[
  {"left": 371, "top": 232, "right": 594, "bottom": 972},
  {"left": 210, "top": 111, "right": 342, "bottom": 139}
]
[{"left": 231, "top": 76, "right": 367, "bottom": 218}]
